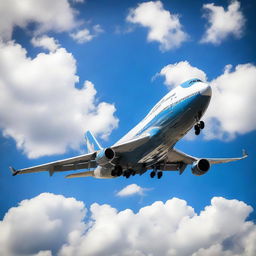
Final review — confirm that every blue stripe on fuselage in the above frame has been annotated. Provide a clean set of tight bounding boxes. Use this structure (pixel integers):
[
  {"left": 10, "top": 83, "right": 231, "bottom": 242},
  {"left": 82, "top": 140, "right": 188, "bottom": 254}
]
[{"left": 136, "top": 92, "right": 201, "bottom": 137}]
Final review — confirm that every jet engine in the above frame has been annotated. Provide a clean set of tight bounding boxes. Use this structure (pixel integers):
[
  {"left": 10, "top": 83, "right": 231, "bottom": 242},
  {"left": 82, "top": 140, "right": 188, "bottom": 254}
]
[
  {"left": 95, "top": 148, "right": 115, "bottom": 166},
  {"left": 191, "top": 159, "right": 210, "bottom": 176}
]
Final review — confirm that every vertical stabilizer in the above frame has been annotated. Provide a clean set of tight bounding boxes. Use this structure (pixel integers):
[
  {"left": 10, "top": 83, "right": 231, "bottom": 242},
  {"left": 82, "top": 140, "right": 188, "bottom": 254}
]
[{"left": 85, "top": 131, "right": 102, "bottom": 153}]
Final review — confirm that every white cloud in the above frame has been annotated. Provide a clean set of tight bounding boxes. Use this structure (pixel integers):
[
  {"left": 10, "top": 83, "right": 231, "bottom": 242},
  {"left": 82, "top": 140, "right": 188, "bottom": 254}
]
[
  {"left": 31, "top": 36, "right": 60, "bottom": 52},
  {"left": 126, "top": 1, "right": 188, "bottom": 51},
  {"left": 93, "top": 24, "right": 104, "bottom": 34},
  {"left": 116, "top": 184, "right": 145, "bottom": 197},
  {"left": 70, "top": 25, "right": 104, "bottom": 44},
  {"left": 0, "top": 0, "right": 78, "bottom": 41},
  {"left": 70, "top": 29, "right": 93, "bottom": 43},
  {"left": 0, "top": 193, "right": 85, "bottom": 256},
  {"left": 201, "top": 0, "right": 245, "bottom": 44},
  {"left": 1, "top": 194, "right": 255, "bottom": 256},
  {"left": 159, "top": 61, "right": 207, "bottom": 89},
  {"left": 0, "top": 40, "right": 118, "bottom": 158},
  {"left": 204, "top": 63, "right": 256, "bottom": 140}
]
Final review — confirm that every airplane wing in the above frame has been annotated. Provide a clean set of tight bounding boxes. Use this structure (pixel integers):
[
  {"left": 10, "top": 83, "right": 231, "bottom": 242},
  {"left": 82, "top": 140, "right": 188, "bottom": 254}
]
[
  {"left": 9, "top": 152, "right": 97, "bottom": 176},
  {"left": 10, "top": 132, "right": 151, "bottom": 177},
  {"left": 156, "top": 148, "right": 248, "bottom": 173}
]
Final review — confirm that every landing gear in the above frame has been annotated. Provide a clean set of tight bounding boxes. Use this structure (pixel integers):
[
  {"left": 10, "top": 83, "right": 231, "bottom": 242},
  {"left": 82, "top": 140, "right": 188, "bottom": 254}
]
[
  {"left": 111, "top": 165, "right": 123, "bottom": 177},
  {"left": 157, "top": 171, "right": 163, "bottom": 179},
  {"left": 194, "top": 120, "right": 205, "bottom": 135},
  {"left": 199, "top": 120, "right": 205, "bottom": 129},
  {"left": 123, "top": 169, "right": 135, "bottom": 178},
  {"left": 150, "top": 170, "right": 163, "bottom": 179},
  {"left": 124, "top": 171, "right": 131, "bottom": 178},
  {"left": 150, "top": 171, "right": 156, "bottom": 178}
]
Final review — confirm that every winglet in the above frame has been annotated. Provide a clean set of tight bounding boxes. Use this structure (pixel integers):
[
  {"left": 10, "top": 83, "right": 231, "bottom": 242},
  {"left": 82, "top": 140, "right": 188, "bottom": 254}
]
[
  {"left": 9, "top": 166, "right": 20, "bottom": 176},
  {"left": 85, "top": 131, "right": 102, "bottom": 153},
  {"left": 242, "top": 149, "right": 248, "bottom": 158}
]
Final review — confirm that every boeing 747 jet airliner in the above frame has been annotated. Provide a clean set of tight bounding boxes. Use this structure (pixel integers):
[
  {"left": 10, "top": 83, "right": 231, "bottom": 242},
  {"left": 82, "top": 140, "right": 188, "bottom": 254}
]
[{"left": 10, "top": 79, "right": 247, "bottom": 179}]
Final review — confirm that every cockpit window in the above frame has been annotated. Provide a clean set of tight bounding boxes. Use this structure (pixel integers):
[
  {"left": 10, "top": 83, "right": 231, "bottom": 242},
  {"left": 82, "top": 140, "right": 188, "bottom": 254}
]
[
  {"left": 180, "top": 79, "right": 202, "bottom": 88},
  {"left": 189, "top": 79, "right": 202, "bottom": 84}
]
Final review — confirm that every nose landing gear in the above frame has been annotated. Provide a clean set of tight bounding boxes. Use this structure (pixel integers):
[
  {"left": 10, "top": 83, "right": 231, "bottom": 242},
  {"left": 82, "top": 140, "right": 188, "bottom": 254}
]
[{"left": 194, "top": 120, "right": 205, "bottom": 135}]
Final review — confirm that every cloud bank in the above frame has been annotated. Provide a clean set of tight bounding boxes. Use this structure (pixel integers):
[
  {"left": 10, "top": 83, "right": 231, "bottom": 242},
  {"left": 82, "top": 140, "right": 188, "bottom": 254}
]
[
  {"left": 0, "top": 193, "right": 255, "bottom": 256},
  {"left": 159, "top": 61, "right": 256, "bottom": 140},
  {"left": 127, "top": 1, "right": 188, "bottom": 51},
  {"left": 201, "top": 0, "right": 245, "bottom": 44}
]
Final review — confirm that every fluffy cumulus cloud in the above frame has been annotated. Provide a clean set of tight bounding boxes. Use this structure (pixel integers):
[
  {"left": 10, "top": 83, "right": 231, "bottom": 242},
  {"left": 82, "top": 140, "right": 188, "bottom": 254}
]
[
  {"left": 0, "top": 0, "right": 116, "bottom": 158},
  {"left": 201, "top": 0, "right": 245, "bottom": 44},
  {"left": 127, "top": 1, "right": 188, "bottom": 51},
  {"left": 0, "top": 0, "right": 78, "bottom": 40},
  {"left": 159, "top": 61, "right": 207, "bottom": 89},
  {"left": 0, "top": 40, "right": 118, "bottom": 158},
  {"left": 204, "top": 63, "right": 256, "bottom": 140},
  {"left": 0, "top": 193, "right": 85, "bottom": 256},
  {"left": 31, "top": 36, "right": 60, "bottom": 52},
  {"left": 116, "top": 184, "right": 146, "bottom": 197},
  {"left": 70, "top": 25, "right": 104, "bottom": 44},
  {"left": 159, "top": 61, "right": 256, "bottom": 140},
  {"left": 0, "top": 193, "right": 256, "bottom": 256}
]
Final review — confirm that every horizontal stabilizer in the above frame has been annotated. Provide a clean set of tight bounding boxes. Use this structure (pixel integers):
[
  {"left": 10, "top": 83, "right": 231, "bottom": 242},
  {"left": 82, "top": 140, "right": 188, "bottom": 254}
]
[{"left": 65, "top": 170, "right": 94, "bottom": 178}]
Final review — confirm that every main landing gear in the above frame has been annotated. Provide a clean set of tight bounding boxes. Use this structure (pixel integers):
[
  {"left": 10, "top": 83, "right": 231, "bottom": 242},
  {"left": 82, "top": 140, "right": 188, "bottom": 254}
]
[
  {"left": 150, "top": 170, "right": 163, "bottom": 179},
  {"left": 111, "top": 165, "right": 123, "bottom": 177},
  {"left": 194, "top": 120, "right": 205, "bottom": 135},
  {"left": 123, "top": 169, "right": 136, "bottom": 178}
]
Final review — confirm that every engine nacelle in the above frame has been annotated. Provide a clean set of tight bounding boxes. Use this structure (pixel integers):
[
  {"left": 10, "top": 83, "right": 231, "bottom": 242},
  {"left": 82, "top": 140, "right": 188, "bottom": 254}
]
[
  {"left": 95, "top": 148, "right": 115, "bottom": 166},
  {"left": 191, "top": 159, "right": 210, "bottom": 176}
]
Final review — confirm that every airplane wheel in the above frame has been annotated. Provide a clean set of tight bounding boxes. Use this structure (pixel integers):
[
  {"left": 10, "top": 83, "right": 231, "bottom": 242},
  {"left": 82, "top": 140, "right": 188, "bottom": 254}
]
[
  {"left": 132, "top": 170, "right": 136, "bottom": 176},
  {"left": 126, "top": 173, "right": 131, "bottom": 178},
  {"left": 194, "top": 124, "right": 200, "bottom": 130},
  {"left": 124, "top": 170, "right": 131, "bottom": 178},
  {"left": 157, "top": 171, "right": 163, "bottom": 179},
  {"left": 200, "top": 121, "right": 205, "bottom": 129},
  {"left": 150, "top": 171, "right": 156, "bottom": 178},
  {"left": 195, "top": 129, "right": 200, "bottom": 135}
]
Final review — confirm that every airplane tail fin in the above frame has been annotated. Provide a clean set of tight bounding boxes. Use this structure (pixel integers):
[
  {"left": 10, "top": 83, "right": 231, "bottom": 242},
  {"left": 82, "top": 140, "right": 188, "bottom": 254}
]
[{"left": 85, "top": 131, "right": 102, "bottom": 153}]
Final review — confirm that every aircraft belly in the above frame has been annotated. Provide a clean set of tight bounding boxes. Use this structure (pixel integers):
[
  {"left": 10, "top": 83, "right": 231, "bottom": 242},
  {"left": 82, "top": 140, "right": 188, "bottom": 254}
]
[{"left": 117, "top": 94, "right": 211, "bottom": 169}]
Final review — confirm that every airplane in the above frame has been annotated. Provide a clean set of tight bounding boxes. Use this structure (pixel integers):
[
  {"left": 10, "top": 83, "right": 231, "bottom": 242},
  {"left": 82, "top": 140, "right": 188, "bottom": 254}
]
[{"left": 10, "top": 78, "right": 248, "bottom": 179}]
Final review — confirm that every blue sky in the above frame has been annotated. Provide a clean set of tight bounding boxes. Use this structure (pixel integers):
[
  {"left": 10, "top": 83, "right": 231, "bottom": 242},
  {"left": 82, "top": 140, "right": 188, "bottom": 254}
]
[{"left": 0, "top": 0, "right": 255, "bottom": 255}]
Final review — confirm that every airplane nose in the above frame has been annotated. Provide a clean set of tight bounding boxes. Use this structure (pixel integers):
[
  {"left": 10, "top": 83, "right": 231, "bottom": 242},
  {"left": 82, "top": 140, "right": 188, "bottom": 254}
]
[{"left": 200, "top": 83, "right": 212, "bottom": 96}]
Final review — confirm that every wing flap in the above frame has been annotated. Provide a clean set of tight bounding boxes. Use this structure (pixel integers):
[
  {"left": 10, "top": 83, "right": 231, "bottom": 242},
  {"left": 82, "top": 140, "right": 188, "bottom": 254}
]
[{"left": 65, "top": 170, "right": 94, "bottom": 178}]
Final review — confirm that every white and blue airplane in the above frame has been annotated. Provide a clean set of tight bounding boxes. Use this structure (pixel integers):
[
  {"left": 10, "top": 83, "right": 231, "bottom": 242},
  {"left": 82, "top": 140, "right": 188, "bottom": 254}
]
[{"left": 10, "top": 79, "right": 247, "bottom": 179}]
